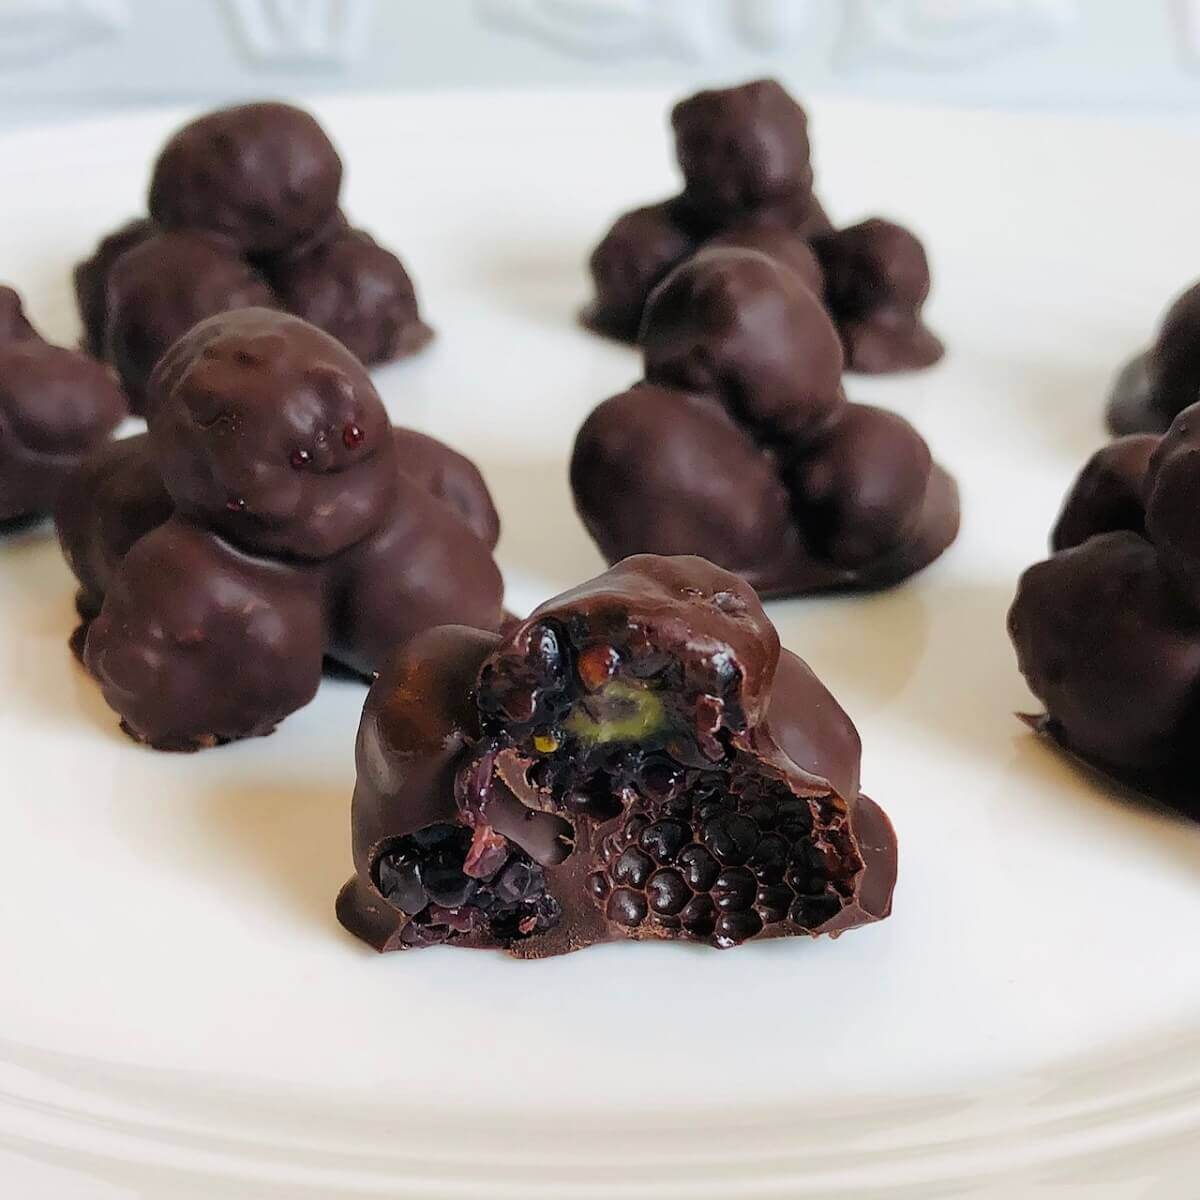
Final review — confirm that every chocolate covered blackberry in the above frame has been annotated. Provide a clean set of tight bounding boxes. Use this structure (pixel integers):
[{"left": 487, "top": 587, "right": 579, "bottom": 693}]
[
  {"left": 811, "top": 219, "right": 943, "bottom": 374},
  {"left": 337, "top": 555, "right": 897, "bottom": 957},
  {"left": 59, "top": 309, "right": 502, "bottom": 750},
  {"left": 1010, "top": 402, "right": 1200, "bottom": 813},
  {"left": 582, "top": 200, "right": 700, "bottom": 342},
  {"left": 73, "top": 217, "right": 156, "bottom": 357},
  {"left": 75, "top": 102, "right": 432, "bottom": 377},
  {"left": 672, "top": 79, "right": 816, "bottom": 229},
  {"left": 266, "top": 224, "right": 433, "bottom": 366},
  {"left": 1107, "top": 281, "right": 1200, "bottom": 435},
  {"left": 571, "top": 247, "right": 959, "bottom": 598},
  {"left": 0, "top": 286, "right": 126, "bottom": 523},
  {"left": 149, "top": 102, "right": 342, "bottom": 256},
  {"left": 103, "top": 231, "right": 275, "bottom": 414},
  {"left": 580, "top": 78, "right": 940, "bottom": 371}
]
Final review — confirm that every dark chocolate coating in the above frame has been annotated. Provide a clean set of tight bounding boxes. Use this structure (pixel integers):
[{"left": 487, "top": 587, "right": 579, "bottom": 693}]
[
  {"left": 581, "top": 200, "right": 699, "bottom": 342},
  {"left": 704, "top": 221, "right": 825, "bottom": 295},
  {"left": 811, "top": 219, "right": 944, "bottom": 374},
  {"left": 337, "top": 554, "right": 897, "bottom": 957},
  {"left": 103, "top": 231, "right": 275, "bottom": 414},
  {"left": 73, "top": 218, "right": 157, "bottom": 357},
  {"left": 571, "top": 249, "right": 959, "bottom": 597},
  {"left": 0, "top": 287, "right": 126, "bottom": 523},
  {"left": 79, "top": 104, "right": 431, "bottom": 374},
  {"left": 61, "top": 309, "right": 503, "bottom": 750},
  {"left": 266, "top": 224, "right": 432, "bottom": 365},
  {"left": 643, "top": 248, "right": 844, "bottom": 440},
  {"left": 1106, "top": 282, "right": 1200, "bottom": 435},
  {"left": 0, "top": 284, "right": 40, "bottom": 345},
  {"left": 1051, "top": 434, "right": 1157, "bottom": 552},
  {"left": 1010, "top": 401, "right": 1200, "bottom": 808},
  {"left": 1010, "top": 531, "right": 1200, "bottom": 773},
  {"left": 581, "top": 79, "right": 938, "bottom": 372},
  {"left": 149, "top": 102, "right": 342, "bottom": 256},
  {"left": 672, "top": 79, "right": 815, "bottom": 230}
]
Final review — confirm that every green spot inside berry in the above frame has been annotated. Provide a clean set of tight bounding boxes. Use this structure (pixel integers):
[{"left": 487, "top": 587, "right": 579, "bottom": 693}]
[{"left": 564, "top": 680, "right": 666, "bottom": 746}]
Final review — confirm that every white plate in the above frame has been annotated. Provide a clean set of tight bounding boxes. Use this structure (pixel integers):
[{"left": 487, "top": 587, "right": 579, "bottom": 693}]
[{"left": 2, "top": 91, "right": 1200, "bottom": 1199}]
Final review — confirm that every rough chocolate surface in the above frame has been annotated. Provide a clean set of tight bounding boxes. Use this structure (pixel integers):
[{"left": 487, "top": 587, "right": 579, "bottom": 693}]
[
  {"left": 57, "top": 309, "right": 502, "bottom": 750},
  {"left": 571, "top": 248, "right": 959, "bottom": 597},
  {"left": 582, "top": 78, "right": 941, "bottom": 374},
  {"left": 76, "top": 102, "right": 431, "bottom": 385},
  {"left": 0, "top": 285, "right": 126, "bottom": 522},
  {"left": 1107, "top": 281, "right": 1200, "bottom": 435},
  {"left": 337, "top": 554, "right": 897, "bottom": 957},
  {"left": 1010, "top": 405, "right": 1200, "bottom": 810}
]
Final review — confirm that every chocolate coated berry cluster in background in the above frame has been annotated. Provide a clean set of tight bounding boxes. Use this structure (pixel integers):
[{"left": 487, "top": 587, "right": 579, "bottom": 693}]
[
  {"left": 338, "top": 554, "right": 897, "bottom": 958},
  {"left": 1009, "top": 401, "right": 1200, "bottom": 814},
  {"left": 572, "top": 247, "right": 959, "bottom": 598},
  {"left": 75, "top": 102, "right": 431, "bottom": 414},
  {"left": 1107, "top": 279, "right": 1200, "bottom": 436},
  {"left": 0, "top": 285, "right": 125, "bottom": 523},
  {"left": 584, "top": 78, "right": 942, "bottom": 374},
  {"left": 57, "top": 308, "right": 502, "bottom": 751}
]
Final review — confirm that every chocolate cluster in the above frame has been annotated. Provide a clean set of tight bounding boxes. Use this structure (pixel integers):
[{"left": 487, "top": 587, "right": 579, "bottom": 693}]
[
  {"left": 56, "top": 308, "right": 502, "bottom": 751},
  {"left": 75, "top": 102, "right": 431, "bottom": 414},
  {"left": 583, "top": 78, "right": 942, "bottom": 374},
  {"left": 1009, "top": 405, "right": 1200, "bottom": 812},
  {"left": 337, "top": 554, "right": 897, "bottom": 957},
  {"left": 571, "top": 247, "right": 959, "bottom": 597},
  {"left": 0, "top": 285, "right": 125, "bottom": 523},
  {"left": 1107, "top": 280, "right": 1200, "bottom": 435}
]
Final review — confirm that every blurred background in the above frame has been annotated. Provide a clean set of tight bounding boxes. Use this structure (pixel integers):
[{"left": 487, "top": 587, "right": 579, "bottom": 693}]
[{"left": 2, "top": 0, "right": 1199, "bottom": 129}]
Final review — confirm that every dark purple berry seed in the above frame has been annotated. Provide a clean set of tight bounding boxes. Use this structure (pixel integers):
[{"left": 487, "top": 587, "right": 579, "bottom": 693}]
[
  {"left": 639, "top": 819, "right": 689, "bottom": 863},
  {"left": 714, "top": 909, "right": 763, "bottom": 948},
  {"left": 702, "top": 812, "right": 760, "bottom": 865},
  {"left": 743, "top": 800, "right": 776, "bottom": 828},
  {"left": 376, "top": 856, "right": 427, "bottom": 915},
  {"left": 677, "top": 844, "right": 720, "bottom": 891},
  {"left": 755, "top": 884, "right": 792, "bottom": 923},
  {"left": 410, "top": 824, "right": 460, "bottom": 850},
  {"left": 776, "top": 798, "right": 813, "bottom": 835},
  {"left": 750, "top": 834, "right": 789, "bottom": 883},
  {"left": 790, "top": 894, "right": 841, "bottom": 930},
  {"left": 680, "top": 894, "right": 717, "bottom": 937},
  {"left": 587, "top": 871, "right": 611, "bottom": 902},
  {"left": 607, "top": 888, "right": 648, "bottom": 927},
  {"left": 638, "top": 760, "right": 684, "bottom": 800},
  {"left": 624, "top": 814, "right": 650, "bottom": 842},
  {"left": 646, "top": 868, "right": 690, "bottom": 916},
  {"left": 613, "top": 847, "right": 654, "bottom": 887},
  {"left": 493, "top": 860, "right": 536, "bottom": 904},
  {"left": 421, "top": 862, "right": 475, "bottom": 909},
  {"left": 713, "top": 867, "right": 756, "bottom": 912}
]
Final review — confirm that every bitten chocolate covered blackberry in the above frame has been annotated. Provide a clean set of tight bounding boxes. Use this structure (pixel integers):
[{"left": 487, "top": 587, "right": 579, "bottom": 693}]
[
  {"left": 337, "top": 555, "right": 897, "bottom": 957},
  {"left": 56, "top": 308, "right": 501, "bottom": 751},
  {"left": 583, "top": 78, "right": 942, "bottom": 374},
  {"left": 0, "top": 285, "right": 126, "bottom": 523},
  {"left": 75, "top": 102, "right": 431, "bottom": 413},
  {"left": 571, "top": 248, "right": 959, "bottom": 597},
  {"left": 1009, "top": 403, "right": 1200, "bottom": 814}
]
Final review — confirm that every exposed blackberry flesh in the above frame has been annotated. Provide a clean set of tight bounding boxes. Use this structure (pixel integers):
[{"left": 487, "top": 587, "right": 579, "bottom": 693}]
[{"left": 375, "top": 823, "right": 559, "bottom": 950}]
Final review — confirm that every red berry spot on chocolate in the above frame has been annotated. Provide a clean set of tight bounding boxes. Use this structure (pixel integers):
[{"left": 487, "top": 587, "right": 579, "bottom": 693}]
[
  {"left": 577, "top": 643, "right": 619, "bottom": 691},
  {"left": 343, "top": 423, "right": 365, "bottom": 449},
  {"left": 290, "top": 448, "right": 312, "bottom": 469},
  {"left": 225, "top": 497, "right": 246, "bottom": 512}
]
